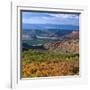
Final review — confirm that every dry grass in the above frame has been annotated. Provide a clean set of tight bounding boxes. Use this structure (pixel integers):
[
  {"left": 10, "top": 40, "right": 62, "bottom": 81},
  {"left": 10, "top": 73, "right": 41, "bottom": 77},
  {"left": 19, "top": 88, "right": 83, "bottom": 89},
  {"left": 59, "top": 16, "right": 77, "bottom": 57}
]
[{"left": 22, "top": 60, "right": 79, "bottom": 78}]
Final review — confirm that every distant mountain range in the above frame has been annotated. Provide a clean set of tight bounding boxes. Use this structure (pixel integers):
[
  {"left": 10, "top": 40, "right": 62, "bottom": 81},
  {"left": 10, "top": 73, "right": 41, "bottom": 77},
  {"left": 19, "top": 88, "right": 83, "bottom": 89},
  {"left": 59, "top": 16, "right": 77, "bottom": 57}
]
[
  {"left": 22, "top": 24, "right": 79, "bottom": 30},
  {"left": 22, "top": 29, "right": 79, "bottom": 40},
  {"left": 22, "top": 24, "right": 79, "bottom": 53}
]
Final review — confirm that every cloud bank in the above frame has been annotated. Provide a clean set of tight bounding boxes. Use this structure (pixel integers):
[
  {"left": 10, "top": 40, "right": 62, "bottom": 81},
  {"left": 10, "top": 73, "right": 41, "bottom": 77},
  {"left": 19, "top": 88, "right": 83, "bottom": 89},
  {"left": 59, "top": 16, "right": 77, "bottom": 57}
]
[{"left": 22, "top": 12, "right": 79, "bottom": 26}]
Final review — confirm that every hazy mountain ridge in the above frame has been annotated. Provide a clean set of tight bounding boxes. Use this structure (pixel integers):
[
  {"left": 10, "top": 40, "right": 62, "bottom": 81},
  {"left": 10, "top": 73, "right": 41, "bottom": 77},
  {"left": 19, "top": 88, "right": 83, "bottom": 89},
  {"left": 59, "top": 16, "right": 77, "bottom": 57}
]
[
  {"left": 23, "top": 24, "right": 79, "bottom": 30},
  {"left": 22, "top": 29, "right": 79, "bottom": 40}
]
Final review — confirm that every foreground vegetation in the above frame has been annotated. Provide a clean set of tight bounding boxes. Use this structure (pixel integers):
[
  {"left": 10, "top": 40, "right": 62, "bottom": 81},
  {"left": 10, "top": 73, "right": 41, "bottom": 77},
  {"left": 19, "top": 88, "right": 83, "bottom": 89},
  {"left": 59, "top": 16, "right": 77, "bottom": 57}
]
[{"left": 21, "top": 49, "right": 79, "bottom": 78}]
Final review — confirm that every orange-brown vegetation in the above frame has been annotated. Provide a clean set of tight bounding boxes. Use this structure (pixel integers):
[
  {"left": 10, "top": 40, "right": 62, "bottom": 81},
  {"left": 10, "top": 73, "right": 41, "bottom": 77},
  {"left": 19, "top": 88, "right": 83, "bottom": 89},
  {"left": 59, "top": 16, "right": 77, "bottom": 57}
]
[{"left": 22, "top": 60, "right": 79, "bottom": 78}]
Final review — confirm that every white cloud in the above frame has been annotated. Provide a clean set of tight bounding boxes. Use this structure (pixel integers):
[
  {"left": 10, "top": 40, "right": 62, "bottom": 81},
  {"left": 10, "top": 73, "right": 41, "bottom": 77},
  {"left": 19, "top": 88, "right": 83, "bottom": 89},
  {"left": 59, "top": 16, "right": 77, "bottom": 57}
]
[{"left": 49, "top": 13, "right": 79, "bottom": 19}]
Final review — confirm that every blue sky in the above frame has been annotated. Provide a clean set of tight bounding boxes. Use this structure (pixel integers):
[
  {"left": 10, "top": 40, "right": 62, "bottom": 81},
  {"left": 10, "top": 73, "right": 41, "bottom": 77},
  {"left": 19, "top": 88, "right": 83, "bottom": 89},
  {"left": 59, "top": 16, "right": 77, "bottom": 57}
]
[{"left": 22, "top": 11, "right": 79, "bottom": 26}]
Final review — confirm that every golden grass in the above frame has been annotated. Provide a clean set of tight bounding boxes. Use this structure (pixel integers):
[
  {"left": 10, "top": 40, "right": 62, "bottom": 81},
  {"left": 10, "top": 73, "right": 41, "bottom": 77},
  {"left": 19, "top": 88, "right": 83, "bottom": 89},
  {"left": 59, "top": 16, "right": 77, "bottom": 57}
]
[{"left": 22, "top": 60, "right": 79, "bottom": 78}]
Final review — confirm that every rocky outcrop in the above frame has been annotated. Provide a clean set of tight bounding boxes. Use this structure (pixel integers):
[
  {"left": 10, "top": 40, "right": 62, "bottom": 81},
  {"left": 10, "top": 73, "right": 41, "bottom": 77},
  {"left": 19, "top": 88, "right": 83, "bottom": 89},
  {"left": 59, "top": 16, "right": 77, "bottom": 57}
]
[{"left": 44, "top": 39, "right": 79, "bottom": 54}]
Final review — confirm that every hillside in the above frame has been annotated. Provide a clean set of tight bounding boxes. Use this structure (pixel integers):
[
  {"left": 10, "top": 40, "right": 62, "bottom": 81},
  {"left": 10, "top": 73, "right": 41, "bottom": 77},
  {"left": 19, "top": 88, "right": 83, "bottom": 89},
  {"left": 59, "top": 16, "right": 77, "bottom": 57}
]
[
  {"left": 22, "top": 29, "right": 79, "bottom": 40},
  {"left": 44, "top": 39, "right": 79, "bottom": 54},
  {"left": 65, "top": 31, "right": 79, "bottom": 39}
]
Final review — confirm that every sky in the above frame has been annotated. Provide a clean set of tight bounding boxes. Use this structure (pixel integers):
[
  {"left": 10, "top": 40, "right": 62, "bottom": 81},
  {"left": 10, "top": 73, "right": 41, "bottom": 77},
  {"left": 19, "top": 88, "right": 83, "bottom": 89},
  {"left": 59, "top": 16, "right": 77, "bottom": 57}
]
[{"left": 22, "top": 11, "right": 79, "bottom": 26}]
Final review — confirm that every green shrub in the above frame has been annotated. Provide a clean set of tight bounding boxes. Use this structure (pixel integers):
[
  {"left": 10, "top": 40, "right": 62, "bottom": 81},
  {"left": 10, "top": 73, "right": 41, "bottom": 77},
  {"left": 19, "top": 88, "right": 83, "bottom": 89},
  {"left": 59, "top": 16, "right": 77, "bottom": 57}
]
[{"left": 22, "top": 49, "right": 79, "bottom": 63}]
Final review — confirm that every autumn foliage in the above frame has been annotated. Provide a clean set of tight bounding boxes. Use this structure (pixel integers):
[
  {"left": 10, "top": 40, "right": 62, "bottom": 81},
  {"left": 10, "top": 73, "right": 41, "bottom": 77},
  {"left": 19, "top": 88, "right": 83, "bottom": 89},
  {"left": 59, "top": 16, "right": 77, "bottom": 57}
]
[
  {"left": 21, "top": 49, "right": 79, "bottom": 78},
  {"left": 22, "top": 61, "right": 79, "bottom": 78}
]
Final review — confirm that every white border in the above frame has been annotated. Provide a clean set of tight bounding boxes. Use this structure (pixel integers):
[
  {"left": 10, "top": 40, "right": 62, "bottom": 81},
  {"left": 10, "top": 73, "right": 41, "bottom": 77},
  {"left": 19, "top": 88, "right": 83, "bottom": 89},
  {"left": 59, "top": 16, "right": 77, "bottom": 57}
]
[{"left": 11, "top": 1, "right": 88, "bottom": 88}]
